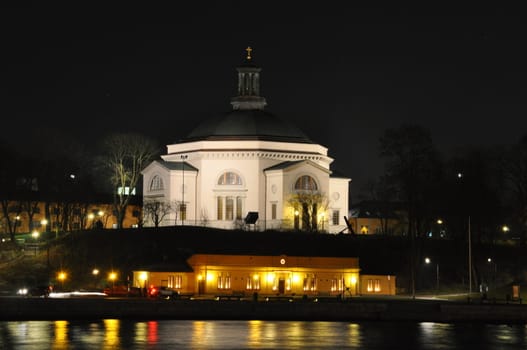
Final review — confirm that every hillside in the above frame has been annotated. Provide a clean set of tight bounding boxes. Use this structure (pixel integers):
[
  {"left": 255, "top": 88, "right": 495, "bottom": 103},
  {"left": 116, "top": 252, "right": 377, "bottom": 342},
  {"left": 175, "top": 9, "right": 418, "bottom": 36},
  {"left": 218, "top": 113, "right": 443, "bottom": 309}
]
[{"left": 0, "top": 226, "right": 522, "bottom": 294}]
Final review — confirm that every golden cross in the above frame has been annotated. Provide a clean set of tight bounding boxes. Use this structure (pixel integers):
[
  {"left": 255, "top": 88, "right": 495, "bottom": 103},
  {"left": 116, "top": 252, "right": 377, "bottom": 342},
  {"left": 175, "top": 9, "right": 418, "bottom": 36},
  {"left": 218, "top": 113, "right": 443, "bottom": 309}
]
[{"left": 245, "top": 46, "right": 252, "bottom": 60}]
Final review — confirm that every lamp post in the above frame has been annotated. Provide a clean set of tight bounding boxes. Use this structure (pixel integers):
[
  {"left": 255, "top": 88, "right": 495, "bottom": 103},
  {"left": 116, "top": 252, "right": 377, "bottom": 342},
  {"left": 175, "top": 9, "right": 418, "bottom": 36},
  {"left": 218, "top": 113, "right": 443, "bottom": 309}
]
[
  {"left": 14, "top": 215, "right": 20, "bottom": 234},
  {"left": 109, "top": 271, "right": 117, "bottom": 293},
  {"left": 469, "top": 216, "right": 472, "bottom": 297},
  {"left": 425, "top": 257, "right": 439, "bottom": 294},
  {"left": 457, "top": 172, "right": 473, "bottom": 298},
  {"left": 40, "top": 218, "right": 48, "bottom": 234},
  {"left": 294, "top": 210, "right": 300, "bottom": 230},
  {"left": 58, "top": 271, "right": 67, "bottom": 290},
  {"left": 181, "top": 155, "right": 188, "bottom": 226},
  {"left": 88, "top": 213, "right": 95, "bottom": 229},
  {"left": 92, "top": 268, "right": 99, "bottom": 289},
  {"left": 487, "top": 258, "right": 497, "bottom": 290},
  {"left": 31, "top": 230, "right": 40, "bottom": 255}
]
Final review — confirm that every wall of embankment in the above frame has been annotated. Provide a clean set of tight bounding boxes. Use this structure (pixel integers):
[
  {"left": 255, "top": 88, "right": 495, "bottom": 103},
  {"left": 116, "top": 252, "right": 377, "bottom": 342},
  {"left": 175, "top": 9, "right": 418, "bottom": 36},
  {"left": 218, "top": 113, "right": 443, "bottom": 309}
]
[{"left": 2, "top": 298, "right": 527, "bottom": 323}]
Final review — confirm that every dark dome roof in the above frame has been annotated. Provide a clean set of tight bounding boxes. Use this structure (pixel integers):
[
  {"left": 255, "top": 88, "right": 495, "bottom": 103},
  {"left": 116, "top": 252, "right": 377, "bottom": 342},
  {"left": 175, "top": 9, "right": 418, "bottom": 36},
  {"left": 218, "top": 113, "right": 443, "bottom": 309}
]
[{"left": 182, "top": 109, "right": 313, "bottom": 143}]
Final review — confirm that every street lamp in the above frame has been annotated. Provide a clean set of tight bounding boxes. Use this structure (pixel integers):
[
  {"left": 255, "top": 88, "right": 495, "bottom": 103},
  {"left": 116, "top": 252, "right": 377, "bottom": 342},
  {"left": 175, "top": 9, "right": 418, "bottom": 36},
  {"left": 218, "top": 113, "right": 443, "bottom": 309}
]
[
  {"left": 425, "top": 257, "right": 439, "bottom": 294},
  {"left": 58, "top": 271, "right": 67, "bottom": 290},
  {"left": 294, "top": 210, "right": 300, "bottom": 230},
  {"left": 457, "top": 172, "right": 473, "bottom": 297},
  {"left": 487, "top": 258, "right": 497, "bottom": 289},
  {"left": 41, "top": 219, "right": 48, "bottom": 233},
  {"left": 92, "top": 268, "right": 99, "bottom": 288},
  {"left": 109, "top": 271, "right": 117, "bottom": 291},
  {"left": 31, "top": 230, "right": 40, "bottom": 255},
  {"left": 14, "top": 215, "right": 20, "bottom": 234}
]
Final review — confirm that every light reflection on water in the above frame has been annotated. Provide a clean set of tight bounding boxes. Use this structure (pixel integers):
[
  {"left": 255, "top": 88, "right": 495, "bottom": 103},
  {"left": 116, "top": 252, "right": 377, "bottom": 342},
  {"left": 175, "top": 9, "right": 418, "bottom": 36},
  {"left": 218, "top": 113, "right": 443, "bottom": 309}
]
[{"left": 2, "top": 320, "right": 527, "bottom": 349}]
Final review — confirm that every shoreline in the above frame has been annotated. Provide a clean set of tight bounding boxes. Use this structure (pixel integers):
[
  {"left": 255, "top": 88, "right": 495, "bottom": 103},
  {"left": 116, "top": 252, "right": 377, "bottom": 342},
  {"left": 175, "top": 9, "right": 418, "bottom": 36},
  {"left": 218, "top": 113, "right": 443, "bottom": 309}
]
[{"left": 2, "top": 297, "right": 527, "bottom": 324}]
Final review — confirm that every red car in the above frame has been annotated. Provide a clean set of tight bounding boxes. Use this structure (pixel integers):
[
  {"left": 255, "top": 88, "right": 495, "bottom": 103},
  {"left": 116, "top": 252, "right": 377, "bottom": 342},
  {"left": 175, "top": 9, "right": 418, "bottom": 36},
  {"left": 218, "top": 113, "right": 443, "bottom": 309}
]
[{"left": 148, "top": 286, "right": 178, "bottom": 298}]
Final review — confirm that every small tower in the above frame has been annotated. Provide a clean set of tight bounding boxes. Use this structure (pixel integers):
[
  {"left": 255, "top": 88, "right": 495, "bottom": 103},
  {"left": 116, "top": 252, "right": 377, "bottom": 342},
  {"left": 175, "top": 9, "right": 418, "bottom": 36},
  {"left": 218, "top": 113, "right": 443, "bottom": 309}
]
[{"left": 230, "top": 47, "right": 267, "bottom": 111}]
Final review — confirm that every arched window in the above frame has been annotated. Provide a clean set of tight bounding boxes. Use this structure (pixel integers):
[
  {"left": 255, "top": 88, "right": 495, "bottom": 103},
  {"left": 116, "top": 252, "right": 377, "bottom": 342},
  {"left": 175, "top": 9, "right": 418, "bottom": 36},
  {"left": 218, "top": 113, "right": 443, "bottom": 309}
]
[
  {"left": 294, "top": 175, "right": 318, "bottom": 191},
  {"left": 218, "top": 172, "right": 242, "bottom": 185},
  {"left": 149, "top": 175, "right": 164, "bottom": 191}
]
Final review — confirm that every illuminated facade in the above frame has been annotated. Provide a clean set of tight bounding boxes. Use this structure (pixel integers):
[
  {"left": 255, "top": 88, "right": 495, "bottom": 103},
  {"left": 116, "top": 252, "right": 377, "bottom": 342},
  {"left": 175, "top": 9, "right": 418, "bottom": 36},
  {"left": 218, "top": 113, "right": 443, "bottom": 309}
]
[
  {"left": 142, "top": 51, "right": 350, "bottom": 233},
  {"left": 133, "top": 254, "right": 395, "bottom": 296}
]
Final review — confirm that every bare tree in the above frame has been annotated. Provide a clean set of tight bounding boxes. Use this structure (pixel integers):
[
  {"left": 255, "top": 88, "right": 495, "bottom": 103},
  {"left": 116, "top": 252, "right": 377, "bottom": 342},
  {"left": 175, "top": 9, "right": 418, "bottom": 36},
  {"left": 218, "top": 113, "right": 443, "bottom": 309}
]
[
  {"left": 379, "top": 123, "right": 442, "bottom": 298},
  {"left": 502, "top": 135, "right": 527, "bottom": 246},
  {"left": 288, "top": 191, "right": 329, "bottom": 232},
  {"left": 143, "top": 199, "right": 173, "bottom": 227},
  {"left": 98, "top": 133, "right": 159, "bottom": 228}
]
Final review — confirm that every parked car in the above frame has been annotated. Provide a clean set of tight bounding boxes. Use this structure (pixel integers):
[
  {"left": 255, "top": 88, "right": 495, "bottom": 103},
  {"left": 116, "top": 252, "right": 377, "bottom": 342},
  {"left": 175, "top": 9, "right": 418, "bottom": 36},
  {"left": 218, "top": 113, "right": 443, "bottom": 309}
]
[
  {"left": 104, "top": 285, "right": 140, "bottom": 297},
  {"left": 147, "top": 286, "right": 178, "bottom": 298}
]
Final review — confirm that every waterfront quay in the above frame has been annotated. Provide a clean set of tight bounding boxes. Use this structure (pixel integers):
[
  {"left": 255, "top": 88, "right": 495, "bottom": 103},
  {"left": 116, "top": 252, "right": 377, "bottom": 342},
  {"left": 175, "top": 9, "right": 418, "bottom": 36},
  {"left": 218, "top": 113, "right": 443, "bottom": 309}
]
[{"left": 2, "top": 296, "right": 527, "bottom": 323}]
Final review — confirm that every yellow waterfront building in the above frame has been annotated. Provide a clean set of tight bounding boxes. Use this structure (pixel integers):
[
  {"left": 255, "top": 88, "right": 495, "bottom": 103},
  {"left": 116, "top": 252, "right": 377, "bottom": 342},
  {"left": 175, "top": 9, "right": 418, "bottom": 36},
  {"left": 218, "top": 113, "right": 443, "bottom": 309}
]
[{"left": 133, "top": 254, "right": 396, "bottom": 297}]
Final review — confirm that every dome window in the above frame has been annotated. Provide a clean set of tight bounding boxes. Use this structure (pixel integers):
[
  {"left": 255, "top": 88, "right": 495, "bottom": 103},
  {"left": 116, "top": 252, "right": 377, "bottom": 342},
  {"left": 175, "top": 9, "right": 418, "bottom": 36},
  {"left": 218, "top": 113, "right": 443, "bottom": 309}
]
[
  {"left": 150, "top": 175, "right": 164, "bottom": 191},
  {"left": 218, "top": 172, "right": 243, "bottom": 185},
  {"left": 295, "top": 175, "right": 318, "bottom": 191}
]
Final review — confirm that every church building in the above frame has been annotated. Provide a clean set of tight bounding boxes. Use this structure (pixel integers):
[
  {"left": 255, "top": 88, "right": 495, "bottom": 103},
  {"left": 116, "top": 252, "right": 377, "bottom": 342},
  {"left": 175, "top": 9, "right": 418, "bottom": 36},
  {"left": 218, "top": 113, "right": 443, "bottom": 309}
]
[{"left": 141, "top": 49, "right": 350, "bottom": 233}]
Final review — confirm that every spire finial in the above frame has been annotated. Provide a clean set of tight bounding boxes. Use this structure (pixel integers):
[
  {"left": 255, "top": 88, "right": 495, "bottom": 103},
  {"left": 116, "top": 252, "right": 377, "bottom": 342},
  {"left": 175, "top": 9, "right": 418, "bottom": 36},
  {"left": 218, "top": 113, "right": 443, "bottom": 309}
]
[{"left": 245, "top": 46, "right": 252, "bottom": 60}]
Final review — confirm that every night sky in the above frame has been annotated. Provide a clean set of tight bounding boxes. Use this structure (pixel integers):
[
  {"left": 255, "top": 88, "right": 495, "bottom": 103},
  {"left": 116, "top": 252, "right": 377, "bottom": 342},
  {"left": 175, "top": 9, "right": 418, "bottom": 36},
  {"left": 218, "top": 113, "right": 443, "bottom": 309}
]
[{"left": 2, "top": 3, "right": 526, "bottom": 197}]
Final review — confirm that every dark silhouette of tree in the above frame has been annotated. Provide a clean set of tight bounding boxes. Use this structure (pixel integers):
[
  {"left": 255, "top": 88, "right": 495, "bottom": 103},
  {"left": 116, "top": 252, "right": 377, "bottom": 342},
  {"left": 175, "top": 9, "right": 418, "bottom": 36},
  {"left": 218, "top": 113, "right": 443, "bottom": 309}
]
[
  {"left": 97, "top": 133, "right": 159, "bottom": 229},
  {"left": 502, "top": 135, "right": 527, "bottom": 247},
  {"left": 143, "top": 199, "right": 173, "bottom": 227},
  {"left": 360, "top": 177, "right": 401, "bottom": 235},
  {"left": 0, "top": 142, "right": 20, "bottom": 241},
  {"left": 379, "top": 123, "right": 442, "bottom": 297}
]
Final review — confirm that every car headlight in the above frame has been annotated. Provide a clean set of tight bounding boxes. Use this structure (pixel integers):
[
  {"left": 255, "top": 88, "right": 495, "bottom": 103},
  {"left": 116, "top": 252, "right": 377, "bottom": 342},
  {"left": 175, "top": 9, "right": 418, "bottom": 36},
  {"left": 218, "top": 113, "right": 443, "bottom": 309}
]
[{"left": 17, "top": 288, "right": 28, "bottom": 295}]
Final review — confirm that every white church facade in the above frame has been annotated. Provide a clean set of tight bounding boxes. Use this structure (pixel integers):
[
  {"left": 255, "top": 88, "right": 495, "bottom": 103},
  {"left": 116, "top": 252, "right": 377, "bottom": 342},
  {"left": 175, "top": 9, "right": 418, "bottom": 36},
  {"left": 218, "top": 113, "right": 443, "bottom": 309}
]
[{"left": 141, "top": 51, "right": 350, "bottom": 233}]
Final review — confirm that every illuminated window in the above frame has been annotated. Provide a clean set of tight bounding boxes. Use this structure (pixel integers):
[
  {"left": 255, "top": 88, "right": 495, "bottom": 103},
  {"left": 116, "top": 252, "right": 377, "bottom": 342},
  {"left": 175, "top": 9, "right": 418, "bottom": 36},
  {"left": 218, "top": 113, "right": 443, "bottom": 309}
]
[
  {"left": 217, "top": 197, "right": 223, "bottom": 220},
  {"left": 294, "top": 175, "right": 318, "bottom": 191},
  {"left": 236, "top": 197, "right": 243, "bottom": 220},
  {"left": 226, "top": 197, "right": 234, "bottom": 220},
  {"left": 175, "top": 275, "right": 183, "bottom": 289},
  {"left": 303, "top": 274, "right": 317, "bottom": 291},
  {"left": 246, "top": 275, "right": 260, "bottom": 290},
  {"left": 180, "top": 203, "right": 186, "bottom": 221},
  {"left": 149, "top": 175, "right": 164, "bottom": 191},
  {"left": 332, "top": 210, "right": 340, "bottom": 225},
  {"left": 218, "top": 273, "right": 231, "bottom": 290},
  {"left": 118, "top": 187, "right": 136, "bottom": 195},
  {"left": 331, "top": 278, "right": 344, "bottom": 292},
  {"left": 168, "top": 275, "right": 174, "bottom": 288},
  {"left": 218, "top": 172, "right": 242, "bottom": 185},
  {"left": 360, "top": 225, "right": 369, "bottom": 234},
  {"left": 366, "top": 279, "right": 381, "bottom": 292},
  {"left": 285, "top": 277, "right": 291, "bottom": 291}
]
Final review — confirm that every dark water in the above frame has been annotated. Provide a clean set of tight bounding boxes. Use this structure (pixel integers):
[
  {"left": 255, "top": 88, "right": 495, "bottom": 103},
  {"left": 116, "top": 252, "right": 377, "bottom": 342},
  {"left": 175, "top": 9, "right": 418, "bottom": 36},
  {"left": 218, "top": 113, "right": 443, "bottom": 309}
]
[{"left": 1, "top": 320, "right": 526, "bottom": 349}]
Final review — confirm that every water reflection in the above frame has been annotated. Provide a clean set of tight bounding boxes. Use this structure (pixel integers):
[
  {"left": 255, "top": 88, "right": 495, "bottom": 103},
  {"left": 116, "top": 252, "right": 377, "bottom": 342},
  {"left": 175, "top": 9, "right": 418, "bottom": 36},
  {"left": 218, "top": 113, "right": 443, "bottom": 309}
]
[
  {"left": 248, "top": 320, "right": 262, "bottom": 347},
  {"left": 2, "top": 320, "right": 527, "bottom": 349},
  {"left": 348, "top": 323, "right": 361, "bottom": 347},
  {"left": 103, "top": 319, "right": 120, "bottom": 348},
  {"left": 53, "top": 320, "right": 68, "bottom": 349}
]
